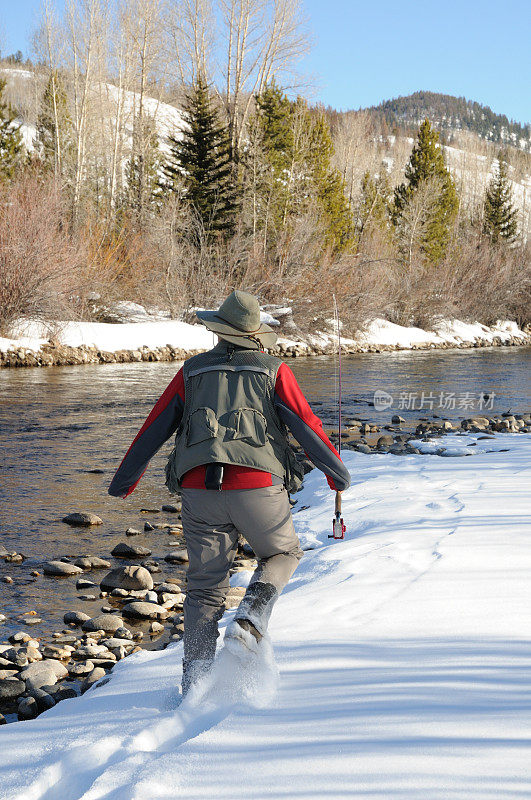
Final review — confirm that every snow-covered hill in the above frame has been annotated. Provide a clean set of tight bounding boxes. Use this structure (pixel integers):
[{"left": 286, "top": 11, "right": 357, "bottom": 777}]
[{"left": 1, "top": 432, "right": 530, "bottom": 800}]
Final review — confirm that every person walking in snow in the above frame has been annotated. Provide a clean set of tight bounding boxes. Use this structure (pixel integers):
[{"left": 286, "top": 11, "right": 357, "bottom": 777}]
[{"left": 108, "top": 291, "right": 351, "bottom": 695}]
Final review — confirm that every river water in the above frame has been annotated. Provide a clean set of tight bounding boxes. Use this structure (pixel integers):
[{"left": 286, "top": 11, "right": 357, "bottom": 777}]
[{"left": 0, "top": 346, "right": 529, "bottom": 645}]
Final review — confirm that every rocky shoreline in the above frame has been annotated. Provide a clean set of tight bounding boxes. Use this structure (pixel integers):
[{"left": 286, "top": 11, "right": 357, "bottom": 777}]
[
  {"left": 1, "top": 413, "right": 530, "bottom": 724},
  {"left": 1, "top": 327, "right": 530, "bottom": 368}
]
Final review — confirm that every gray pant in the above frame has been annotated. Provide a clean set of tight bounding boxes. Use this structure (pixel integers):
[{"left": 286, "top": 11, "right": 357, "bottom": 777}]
[{"left": 181, "top": 485, "right": 303, "bottom": 663}]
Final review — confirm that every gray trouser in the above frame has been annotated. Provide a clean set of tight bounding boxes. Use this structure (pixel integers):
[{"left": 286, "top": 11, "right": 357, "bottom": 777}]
[{"left": 181, "top": 485, "right": 303, "bottom": 663}]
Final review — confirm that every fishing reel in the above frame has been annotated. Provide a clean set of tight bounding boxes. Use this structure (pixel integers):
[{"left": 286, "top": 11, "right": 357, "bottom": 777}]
[{"left": 329, "top": 511, "right": 346, "bottom": 539}]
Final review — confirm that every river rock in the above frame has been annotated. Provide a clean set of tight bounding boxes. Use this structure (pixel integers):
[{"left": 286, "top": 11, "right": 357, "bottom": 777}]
[
  {"left": 0, "top": 544, "right": 8, "bottom": 557},
  {"left": 42, "top": 644, "right": 72, "bottom": 660},
  {"left": 18, "top": 696, "right": 39, "bottom": 720},
  {"left": 76, "top": 578, "right": 97, "bottom": 590},
  {"left": 392, "top": 415, "right": 406, "bottom": 424},
  {"left": 164, "top": 549, "right": 189, "bottom": 564},
  {"left": 81, "top": 667, "right": 107, "bottom": 694},
  {"left": 126, "top": 528, "right": 141, "bottom": 536},
  {"left": 161, "top": 504, "right": 180, "bottom": 513},
  {"left": 0, "top": 678, "right": 26, "bottom": 700},
  {"left": 81, "top": 614, "right": 124, "bottom": 634},
  {"left": 62, "top": 512, "right": 103, "bottom": 527},
  {"left": 63, "top": 610, "right": 91, "bottom": 626},
  {"left": 68, "top": 660, "right": 95, "bottom": 677},
  {"left": 0, "top": 669, "right": 19, "bottom": 679},
  {"left": 150, "top": 621, "right": 165, "bottom": 634},
  {"left": 100, "top": 565, "right": 154, "bottom": 592},
  {"left": 28, "top": 687, "right": 56, "bottom": 713},
  {"left": 144, "top": 522, "right": 155, "bottom": 531},
  {"left": 111, "top": 543, "right": 152, "bottom": 559},
  {"left": 377, "top": 435, "right": 395, "bottom": 448},
  {"left": 74, "top": 556, "right": 111, "bottom": 570},
  {"left": 9, "top": 630, "right": 32, "bottom": 644},
  {"left": 43, "top": 560, "right": 84, "bottom": 577},
  {"left": 122, "top": 601, "right": 169, "bottom": 620},
  {"left": 156, "top": 582, "right": 182, "bottom": 595}
]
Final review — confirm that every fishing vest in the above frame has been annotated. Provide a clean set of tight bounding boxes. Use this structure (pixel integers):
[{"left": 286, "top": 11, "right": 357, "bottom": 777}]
[{"left": 165, "top": 344, "right": 304, "bottom": 493}]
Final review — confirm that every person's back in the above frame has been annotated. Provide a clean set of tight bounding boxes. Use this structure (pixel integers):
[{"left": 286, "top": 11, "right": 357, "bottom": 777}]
[{"left": 108, "top": 291, "right": 350, "bottom": 695}]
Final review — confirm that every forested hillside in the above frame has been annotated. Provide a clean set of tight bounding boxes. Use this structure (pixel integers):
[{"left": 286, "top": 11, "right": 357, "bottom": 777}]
[
  {"left": 362, "top": 91, "right": 531, "bottom": 153},
  {"left": 0, "top": 0, "right": 529, "bottom": 340}
]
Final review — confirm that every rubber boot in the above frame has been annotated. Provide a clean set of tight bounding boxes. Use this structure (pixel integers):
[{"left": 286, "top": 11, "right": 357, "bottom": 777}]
[{"left": 181, "top": 658, "right": 213, "bottom": 697}]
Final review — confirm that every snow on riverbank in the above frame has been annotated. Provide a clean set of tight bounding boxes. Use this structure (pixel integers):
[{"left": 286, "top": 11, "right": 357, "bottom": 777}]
[
  {"left": 0, "top": 314, "right": 528, "bottom": 357},
  {"left": 1, "top": 432, "right": 530, "bottom": 800}
]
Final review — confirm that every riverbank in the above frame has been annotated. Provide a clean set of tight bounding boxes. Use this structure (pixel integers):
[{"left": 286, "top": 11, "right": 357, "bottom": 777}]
[
  {"left": 1, "top": 426, "right": 530, "bottom": 799},
  {"left": 1, "top": 315, "right": 529, "bottom": 368}
]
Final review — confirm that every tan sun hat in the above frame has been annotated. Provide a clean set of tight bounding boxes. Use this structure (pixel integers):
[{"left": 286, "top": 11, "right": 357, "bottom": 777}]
[{"left": 195, "top": 290, "right": 278, "bottom": 350}]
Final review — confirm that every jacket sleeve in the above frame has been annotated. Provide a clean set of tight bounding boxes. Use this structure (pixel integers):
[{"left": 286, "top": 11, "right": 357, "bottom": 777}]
[
  {"left": 108, "top": 369, "right": 185, "bottom": 498},
  {"left": 274, "top": 362, "right": 351, "bottom": 491}
]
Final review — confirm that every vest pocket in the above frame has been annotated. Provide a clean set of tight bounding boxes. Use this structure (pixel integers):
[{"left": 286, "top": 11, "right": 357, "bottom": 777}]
[
  {"left": 226, "top": 408, "right": 267, "bottom": 446},
  {"left": 186, "top": 407, "right": 218, "bottom": 445}
]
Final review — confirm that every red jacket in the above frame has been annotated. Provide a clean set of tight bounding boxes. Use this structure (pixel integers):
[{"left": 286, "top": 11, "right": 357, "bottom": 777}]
[{"left": 108, "top": 360, "right": 350, "bottom": 497}]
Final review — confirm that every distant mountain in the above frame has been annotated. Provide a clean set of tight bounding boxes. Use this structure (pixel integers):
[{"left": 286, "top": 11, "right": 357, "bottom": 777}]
[{"left": 366, "top": 91, "right": 531, "bottom": 153}]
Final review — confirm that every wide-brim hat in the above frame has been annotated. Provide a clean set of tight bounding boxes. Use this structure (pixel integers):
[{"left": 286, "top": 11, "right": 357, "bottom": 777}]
[{"left": 195, "top": 290, "right": 277, "bottom": 349}]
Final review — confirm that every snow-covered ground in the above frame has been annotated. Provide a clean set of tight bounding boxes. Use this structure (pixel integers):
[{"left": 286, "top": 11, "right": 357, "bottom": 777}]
[
  {"left": 1, "top": 432, "right": 530, "bottom": 800},
  {"left": 0, "top": 314, "right": 527, "bottom": 356}
]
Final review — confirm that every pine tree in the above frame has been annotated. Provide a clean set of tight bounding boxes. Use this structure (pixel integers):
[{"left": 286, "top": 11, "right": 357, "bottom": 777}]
[
  {"left": 393, "top": 118, "right": 458, "bottom": 263},
  {"left": 36, "top": 71, "right": 73, "bottom": 179},
  {"left": 163, "top": 76, "right": 238, "bottom": 237},
  {"left": 0, "top": 78, "right": 24, "bottom": 182},
  {"left": 251, "top": 86, "right": 353, "bottom": 254},
  {"left": 483, "top": 154, "right": 518, "bottom": 243}
]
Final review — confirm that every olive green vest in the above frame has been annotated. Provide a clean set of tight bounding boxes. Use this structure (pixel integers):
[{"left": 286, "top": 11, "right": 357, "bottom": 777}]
[{"left": 165, "top": 343, "right": 304, "bottom": 493}]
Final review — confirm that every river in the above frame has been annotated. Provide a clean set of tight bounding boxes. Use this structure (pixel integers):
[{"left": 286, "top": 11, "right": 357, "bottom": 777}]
[{"left": 0, "top": 346, "right": 529, "bottom": 645}]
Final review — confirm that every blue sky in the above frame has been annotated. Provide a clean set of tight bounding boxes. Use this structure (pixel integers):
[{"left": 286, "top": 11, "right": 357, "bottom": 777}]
[{"left": 1, "top": 0, "right": 530, "bottom": 124}]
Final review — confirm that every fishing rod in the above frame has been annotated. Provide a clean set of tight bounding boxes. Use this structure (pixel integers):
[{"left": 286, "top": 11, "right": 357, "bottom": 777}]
[{"left": 329, "top": 294, "right": 346, "bottom": 541}]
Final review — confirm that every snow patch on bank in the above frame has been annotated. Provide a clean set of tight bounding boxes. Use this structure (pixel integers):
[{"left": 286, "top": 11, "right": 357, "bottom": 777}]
[{"left": 1, "top": 432, "right": 530, "bottom": 799}]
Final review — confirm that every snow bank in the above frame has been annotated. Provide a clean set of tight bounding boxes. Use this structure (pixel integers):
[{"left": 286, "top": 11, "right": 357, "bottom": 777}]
[{"left": 1, "top": 431, "right": 530, "bottom": 799}]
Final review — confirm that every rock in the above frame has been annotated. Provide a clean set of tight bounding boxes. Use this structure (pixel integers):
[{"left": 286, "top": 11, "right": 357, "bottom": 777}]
[
  {"left": 0, "top": 544, "right": 8, "bottom": 557},
  {"left": 18, "top": 696, "right": 39, "bottom": 720},
  {"left": 63, "top": 610, "right": 91, "bottom": 626},
  {"left": 101, "top": 637, "right": 135, "bottom": 651},
  {"left": 42, "top": 644, "right": 72, "bottom": 660},
  {"left": 3, "top": 576, "right": 14, "bottom": 584},
  {"left": 156, "top": 582, "right": 182, "bottom": 595},
  {"left": 391, "top": 415, "right": 406, "bottom": 424},
  {"left": 150, "top": 621, "right": 165, "bottom": 634},
  {"left": 9, "top": 630, "right": 32, "bottom": 644},
  {"left": 377, "top": 435, "right": 395, "bottom": 448},
  {"left": 0, "top": 669, "right": 19, "bottom": 679},
  {"left": 27, "top": 687, "right": 56, "bottom": 713},
  {"left": 111, "top": 543, "right": 152, "bottom": 559},
  {"left": 43, "top": 560, "right": 84, "bottom": 577},
  {"left": 54, "top": 686, "right": 78, "bottom": 701},
  {"left": 19, "top": 659, "right": 68, "bottom": 689},
  {"left": 81, "top": 614, "right": 124, "bottom": 634},
  {"left": 122, "top": 601, "right": 169, "bottom": 620},
  {"left": 144, "top": 522, "right": 155, "bottom": 532},
  {"left": 21, "top": 616, "right": 42, "bottom": 625},
  {"left": 0, "top": 678, "right": 26, "bottom": 700},
  {"left": 354, "top": 443, "right": 372, "bottom": 454},
  {"left": 161, "top": 504, "right": 180, "bottom": 513},
  {"left": 76, "top": 578, "right": 97, "bottom": 590},
  {"left": 100, "top": 565, "right": 154, "bottom": 592},
  {"left": 78, "top": 594, "right": 97, "bottom": 601},
  {"left": 145, "top": 590, "right": 158, "bottom": 603},
  {"left": 74, "top": 556, "right": 111, "bottom": 570},
  {"left": 81, "top": 667, "right": 107, "bottom": 694},
  {"left": 126, "top": 527, "right": 141, "bottom": 536},
  {"left": 114, "top": 627, "right": 133, "bottom": 640},
  {"left": 68, "top": 660, "right": 95, "bottom": 677},
  {"left": 5, "top": 552, "right": 24, "bottom": 563},
  {"left": 140, "top": 508, "right": 160, "bottom": 513},
  {"left": 62, "top": 512, "right": 103, "bottom": 527},
  {"left": 164, "top": 549, "right": 189, "bottom": 564}
]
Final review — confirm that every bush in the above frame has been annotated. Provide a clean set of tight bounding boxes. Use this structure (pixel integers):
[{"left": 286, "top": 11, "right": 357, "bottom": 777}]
[{"left": 0, "top": 176, "right": 86, "bottom": 336}]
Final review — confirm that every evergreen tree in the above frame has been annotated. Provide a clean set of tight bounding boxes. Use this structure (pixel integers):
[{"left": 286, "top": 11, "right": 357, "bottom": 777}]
[
  {"left": 393, "top": 118, "right": 458, "bottom": 263},
  {"left": 163, "top": 75, "right": 237, "bottom": 237},
  {"left": 0, "top": 78, "right": 24, "bottom": 182},
  {"left": 251, "top": 86, "right": 354, "bottom": 254},
  {"left": 483, "top": 154, "right": 518, "bottom": 243},
  {"left": 36, "top": 71, "right": 73, "bottom": 179}
]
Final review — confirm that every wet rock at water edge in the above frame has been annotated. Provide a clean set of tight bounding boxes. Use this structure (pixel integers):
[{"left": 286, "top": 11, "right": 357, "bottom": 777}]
[
  {"left": 0, "top": 544, "right": 8, "bottom": 557},
  {"left": 68, "top": 660, "right": 95, "bottom": 677},
  {"left": 76, "top": 578, "right": 97, "bottom": 590},
  {"left": 64, "top": 610, "right": 91, "bottom": 626},
  {"left": 149, "top": 621, "right": 165, "bottom": 634},
  {"left": 27, "top": 687, "right": 56, "bottom": 713},
  {"left": 4, "top": 552, "right": 24, "bottom": 563},
  {"left": 392, "top": 415, "right": 406, "bottom": 424},
  {"left": 126, "top": 527, "right": 141, "bottom": 536},
  {"left": 100, "top": 565, "right": 154, "bottom": 592},
  {"left": 74, "top": 556, "right": 111, "bottom": 570},
  {"left": 19, "top": 659, "right": 68, "bottom": 689},
  {"left": 144, "top": 522, "right": 155, "bottom": 532},
  {"left": 111, "top": 543, "right": 152, "bottom": 559},
  {"left": 122, "top": 601, "right": 169, "bottom": 621},
  {"left": 62, "top": 512, "right": 103, "bottom": 527},
  {"left": 81, "top": 614, "right": 124, "bottom": 634},
  {"left": 3, "top": 576, "right": 13, "bottom": 584},
  {"left": 164, "top": 549, "right": 189, "bottom": 564},
  {"left": 43, "top": 560, "right": 84, "bottom": 577},
  {"left": 161, "top": 504, "right": 181, "bottom": 513},
  {"left": 9, "top": 631, "right": 32, "bottom": 645}
]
